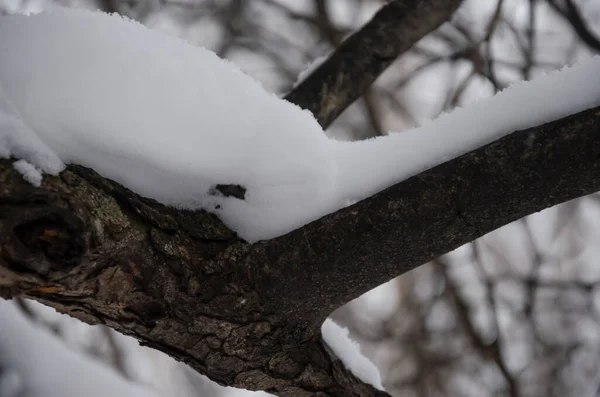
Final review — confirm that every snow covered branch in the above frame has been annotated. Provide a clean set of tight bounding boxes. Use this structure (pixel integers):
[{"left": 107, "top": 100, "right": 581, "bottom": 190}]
[
  {"left": 284, "top": 0, "right": 464, "bottom": 128},
  {"left": 1, "top": 105, "right": 599, "bottom": 396},
  {"left": 1, "top": 4, "right": 600, "bottom": 397},
  {"left": 251, "top": 106, "right": 600, "bottom": 322}
]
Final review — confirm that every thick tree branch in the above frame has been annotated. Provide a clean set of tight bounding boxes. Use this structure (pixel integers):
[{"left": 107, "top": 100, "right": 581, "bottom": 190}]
[
  {"left": 284, "top": 0, "right": 464, "bottom": 129},
  {"left": 0, "top": 1, "right": 472, "bottom": 396},
  {"left": 249, "top": 106, "right": 600, "bottom": 326},
  {"left": 1, "top": 106, "right": 598, "bottom": 396},
  {"left": 2, "top": 2, "right": 599, "bottom": 396},
  {"left": 0, "top": 160, "right": 387, "bottom": 397}
]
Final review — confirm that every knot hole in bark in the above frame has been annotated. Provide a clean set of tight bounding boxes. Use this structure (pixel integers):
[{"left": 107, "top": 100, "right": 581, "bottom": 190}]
[{"left": 13, "top": 209, "right": 86, "bottom": 271}]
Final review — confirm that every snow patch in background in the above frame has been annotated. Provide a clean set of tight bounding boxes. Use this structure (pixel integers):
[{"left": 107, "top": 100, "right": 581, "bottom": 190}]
[
  {"left": 0, "top": 300, "right": 160, "bottom": 397},
  {"left": 0, "top": 367, "right": 23, "bottom": 397}
]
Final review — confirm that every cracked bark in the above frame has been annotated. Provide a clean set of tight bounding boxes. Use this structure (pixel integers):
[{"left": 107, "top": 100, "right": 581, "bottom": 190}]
[{"left": 0, "top": 161, "right": 387, "bottom": 396}]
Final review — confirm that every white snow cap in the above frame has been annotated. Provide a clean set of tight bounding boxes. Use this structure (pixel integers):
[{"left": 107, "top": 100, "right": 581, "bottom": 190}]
[
  {"left": 0, "top": 7, "right": 338, "bottom": 242},
  {"left": 1, "top": 8, "right": 599, "bottom": 242}
]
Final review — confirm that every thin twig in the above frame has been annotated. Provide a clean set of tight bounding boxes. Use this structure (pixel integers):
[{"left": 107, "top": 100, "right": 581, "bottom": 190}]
[{"left": 285, "top": 0, "right": 464, "bottom": 128}]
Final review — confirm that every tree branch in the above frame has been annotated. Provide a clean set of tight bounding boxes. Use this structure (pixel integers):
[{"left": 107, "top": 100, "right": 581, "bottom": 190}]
[
  {"left": 0, "top": 160, "right": 387, "bottom": 396},
  {"left": 1, "top": 106, "right": 598, "bottom": 395},
  {"left": 284, "top": 0, "right": 464, "bottom": 129},
  {"left": 3, "top": 2, "right": 599, "bottom": 396},
  {"left": 248, "top": 106, "right": 600, "bottom": 326},
  {"left": 0, "top": 1, "right": 471, "bottom": 396}
]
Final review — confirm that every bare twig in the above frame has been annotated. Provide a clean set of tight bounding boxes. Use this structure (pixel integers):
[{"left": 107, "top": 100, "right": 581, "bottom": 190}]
[
  {"left": 285, "top": 0, "right": 464, "bottom": 128},
  {"left": 548, "top": 0, "right": 600, "bottom": 53}
]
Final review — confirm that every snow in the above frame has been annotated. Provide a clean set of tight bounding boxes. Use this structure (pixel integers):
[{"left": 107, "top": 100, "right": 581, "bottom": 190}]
[
  {"left": 0, "top": 300, "right": 160, "bottom": 397},
  {"left": 0, "top": 368, "right": 23, "bottom": 397},
  {"left": 0, "top": 8, "right": 337, "bottom": 242},
  {"left": 12, "top": 159, "right": 42, "bottom": 186},
  {"left": 0, "top": 296, "right": 377, "bottom": 396},
  {"left": 0, "top": 8, "right": 599, "bottom": 243},
  {"left": 0, "top": 298, "right": 275, "bottom": 397},
  {"left": 292, "top": 54, "right": 328, "bottom": 88},
  {"left": 321, "top": 319, "right": 384, "bottom": 390}
]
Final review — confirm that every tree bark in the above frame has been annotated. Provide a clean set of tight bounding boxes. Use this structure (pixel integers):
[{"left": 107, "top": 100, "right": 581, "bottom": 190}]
[
  {"left": 0, "top": 160, "right": 388, "bottom": 396},
  {"left": 3, "top": 1, "right": 600, "bottom": 396},
  {"left": 1, "top": 106, "right": 599, "bottom": 396},
  {"left": 285, "top": 0, "right": 464, "bottom": 129},
  {"left": 254, "top": 107, "right": 600, "bottom": 326}
]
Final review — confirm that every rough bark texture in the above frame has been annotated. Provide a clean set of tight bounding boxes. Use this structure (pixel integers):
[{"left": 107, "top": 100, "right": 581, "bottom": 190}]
[
  {"left": 251, "top": 107, "right": 600, "bottom": 326},
  {"left": 1, "top": 107, "right": 599, "bottom": 396},
  {"left": 2, "top": 1, "right": 599, "bottom": 396},
  {"left": 284, "top": 0, "right": 464, "bottom": 128},
  {"left": 0, "top": 160, "right": 387, "bottom": 397}
]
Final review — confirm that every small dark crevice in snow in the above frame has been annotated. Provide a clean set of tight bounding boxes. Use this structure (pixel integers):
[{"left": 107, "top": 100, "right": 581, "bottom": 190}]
[{"left": 212, "top": 184, "right": 246, "bottom": 200}]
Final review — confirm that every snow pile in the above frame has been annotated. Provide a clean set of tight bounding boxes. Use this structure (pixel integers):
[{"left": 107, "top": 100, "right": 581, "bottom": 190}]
[
  {"left": 321, "top": 319, "right": 384, "bottom": 390},
  {"left": 1, "top": 8, "right": 600, "bottom": 243},
  {"left": 0, "top": 300, "right": 160, "bottom": 397},
  {"left": 0, "top": 8, "right": 337, "bottom": 242}
]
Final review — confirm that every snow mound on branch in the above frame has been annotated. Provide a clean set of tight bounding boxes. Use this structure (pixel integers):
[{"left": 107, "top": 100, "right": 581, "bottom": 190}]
[
  {"left": 1, "top": 8, "right": 600, "bottom": 242},
  {"left": 0, "top": 7, "right": 337, "bottom": 241}
]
